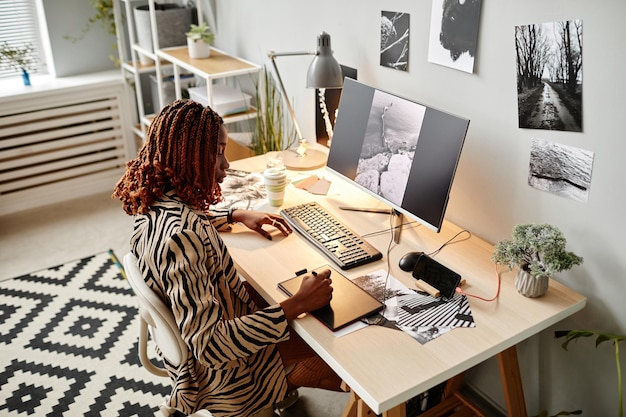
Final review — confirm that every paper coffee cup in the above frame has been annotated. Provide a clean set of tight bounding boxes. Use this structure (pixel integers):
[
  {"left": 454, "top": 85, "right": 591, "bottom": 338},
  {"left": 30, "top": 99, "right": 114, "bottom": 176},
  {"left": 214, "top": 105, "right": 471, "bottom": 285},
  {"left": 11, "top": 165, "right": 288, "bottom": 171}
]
[{"left": 263, "top": 167, "right": 287, "bottom": 207}]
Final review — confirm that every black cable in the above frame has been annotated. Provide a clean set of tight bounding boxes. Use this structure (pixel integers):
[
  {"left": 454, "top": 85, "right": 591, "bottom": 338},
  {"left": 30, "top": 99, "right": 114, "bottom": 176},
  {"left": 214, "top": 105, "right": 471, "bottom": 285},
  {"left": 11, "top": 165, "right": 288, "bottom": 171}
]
[
  {"left": 361, "top": 219, "right": 421, "bottom": 239},
  {"left": 361, "top": 210, "right": 397, "bottom": 326},
  {"left": 426, "top": 229, "right": 472, "bottom": 257}
]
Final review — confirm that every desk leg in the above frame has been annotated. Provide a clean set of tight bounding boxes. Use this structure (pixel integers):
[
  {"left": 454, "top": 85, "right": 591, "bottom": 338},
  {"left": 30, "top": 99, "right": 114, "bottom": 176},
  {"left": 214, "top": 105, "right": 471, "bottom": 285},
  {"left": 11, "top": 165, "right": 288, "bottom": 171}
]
[
  {"left": 340, "top": 384, "right": 406, "bottom": 417},
  {"left": 382, "top": 404, "right": 406, "bottom": 417},
  {"left": 413, "top": 346, "right": 528, "bottom": 417},
  {"left": 340, "top": 386, "right": 358, "bottom": 417},
  {"left": 497, "top": 345, "right": 528, "bottom": 417}
]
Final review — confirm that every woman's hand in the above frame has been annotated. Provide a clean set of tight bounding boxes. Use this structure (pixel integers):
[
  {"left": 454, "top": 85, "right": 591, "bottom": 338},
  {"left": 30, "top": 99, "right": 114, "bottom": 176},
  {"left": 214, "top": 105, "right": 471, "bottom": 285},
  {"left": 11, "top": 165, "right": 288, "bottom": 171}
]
[
  {"left": 231, "top": 209, "right": 292, "bottom": 240},
  {"left": 280, "top": 269, "right": 333, "bottom": 321}
]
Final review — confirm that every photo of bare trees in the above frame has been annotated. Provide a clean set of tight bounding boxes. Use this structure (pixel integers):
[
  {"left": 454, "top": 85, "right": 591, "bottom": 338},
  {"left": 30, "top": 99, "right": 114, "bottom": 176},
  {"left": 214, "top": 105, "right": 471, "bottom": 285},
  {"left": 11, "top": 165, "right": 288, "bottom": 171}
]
[
  {"left": 380, "top": 11, "right": 410, "bottom": 71},
  {"left": 516, "top": 20, "right": 583, "bottom": 132}
]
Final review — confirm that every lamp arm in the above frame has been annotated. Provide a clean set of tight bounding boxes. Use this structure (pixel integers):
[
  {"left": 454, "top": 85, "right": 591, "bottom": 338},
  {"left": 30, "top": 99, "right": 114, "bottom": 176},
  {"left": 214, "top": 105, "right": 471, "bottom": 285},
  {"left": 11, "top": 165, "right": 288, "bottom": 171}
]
[
  {"left": 268, "top": 51, "right": 317, "bottom": 144},
  {"left": 268, "top": 51, "right": 316, "bottom": 59}
]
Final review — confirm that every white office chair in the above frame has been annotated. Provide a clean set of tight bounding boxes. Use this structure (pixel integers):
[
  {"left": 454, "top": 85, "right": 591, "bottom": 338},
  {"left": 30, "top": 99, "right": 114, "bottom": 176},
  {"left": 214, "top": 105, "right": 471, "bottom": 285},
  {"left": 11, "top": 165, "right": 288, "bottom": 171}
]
[{"left": 123, "top": 252, "right": 213, "bottom": 417}]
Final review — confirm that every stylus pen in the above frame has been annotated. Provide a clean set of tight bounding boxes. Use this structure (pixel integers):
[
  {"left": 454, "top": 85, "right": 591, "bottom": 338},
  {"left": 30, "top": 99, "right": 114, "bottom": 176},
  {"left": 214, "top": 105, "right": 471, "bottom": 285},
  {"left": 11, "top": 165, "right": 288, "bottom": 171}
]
[
  {"left": 312, "top": 270, "right": 332, "bottom": 279},
  {"left": 338, "top": 206, "right": 393, "bottom": 214}
]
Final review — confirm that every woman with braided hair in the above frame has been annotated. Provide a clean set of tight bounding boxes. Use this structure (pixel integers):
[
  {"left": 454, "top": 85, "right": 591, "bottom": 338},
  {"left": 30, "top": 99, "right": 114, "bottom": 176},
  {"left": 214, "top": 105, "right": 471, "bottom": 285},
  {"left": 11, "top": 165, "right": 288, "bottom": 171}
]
[{"left": 113, "top": 99, "right": 342, "bottom": 417}]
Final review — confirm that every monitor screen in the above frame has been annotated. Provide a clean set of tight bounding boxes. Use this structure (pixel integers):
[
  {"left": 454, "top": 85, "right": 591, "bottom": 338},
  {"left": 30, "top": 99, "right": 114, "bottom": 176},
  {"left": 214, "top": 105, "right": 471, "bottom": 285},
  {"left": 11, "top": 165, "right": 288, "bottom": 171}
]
[{"left": 326, "top": 78, "right": 469, "bottom": 232}]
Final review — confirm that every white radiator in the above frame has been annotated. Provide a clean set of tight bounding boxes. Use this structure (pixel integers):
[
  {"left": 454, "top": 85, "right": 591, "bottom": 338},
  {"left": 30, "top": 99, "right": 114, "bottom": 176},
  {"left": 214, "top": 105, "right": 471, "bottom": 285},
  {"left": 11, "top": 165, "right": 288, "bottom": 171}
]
[{"left": 0, "top": 73, "right": 136, "bottom": 216}]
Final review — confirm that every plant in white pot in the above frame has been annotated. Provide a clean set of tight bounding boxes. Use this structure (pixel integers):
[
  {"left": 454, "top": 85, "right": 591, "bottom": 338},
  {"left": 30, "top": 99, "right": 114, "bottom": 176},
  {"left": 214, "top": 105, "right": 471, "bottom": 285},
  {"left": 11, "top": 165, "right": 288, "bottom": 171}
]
[
  {"left": 186, "top": 22, "right": 214, "bottom": 59},
  {"left": 492, "top": 223, "right": 583, "bottom": 297}
]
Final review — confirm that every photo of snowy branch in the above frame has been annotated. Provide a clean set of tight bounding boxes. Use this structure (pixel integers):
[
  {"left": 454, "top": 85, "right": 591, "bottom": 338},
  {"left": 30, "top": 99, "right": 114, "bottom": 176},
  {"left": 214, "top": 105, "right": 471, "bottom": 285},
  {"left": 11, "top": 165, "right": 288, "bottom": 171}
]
[
  {"left": 528, "top": 138, "right": 594, "bottom": 203},
  {"left": 380, "top": 11, "right": 410, "bottom": 71},
  {"left": 516, "top": 20, "right": 583, "bottom": 132},
  {"left": 427, "top": 0, "right": 482, "bottom": 73},
  {"left": 354, "top": 90, "right": 426, "bottom": 207}
]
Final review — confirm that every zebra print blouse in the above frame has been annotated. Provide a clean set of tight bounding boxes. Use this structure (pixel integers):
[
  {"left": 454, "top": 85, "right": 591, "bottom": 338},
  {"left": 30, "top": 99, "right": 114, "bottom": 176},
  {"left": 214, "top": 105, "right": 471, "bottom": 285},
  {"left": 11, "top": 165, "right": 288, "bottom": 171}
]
[{"left": 130, "top": 190, "right": 290, "bottom": 416}]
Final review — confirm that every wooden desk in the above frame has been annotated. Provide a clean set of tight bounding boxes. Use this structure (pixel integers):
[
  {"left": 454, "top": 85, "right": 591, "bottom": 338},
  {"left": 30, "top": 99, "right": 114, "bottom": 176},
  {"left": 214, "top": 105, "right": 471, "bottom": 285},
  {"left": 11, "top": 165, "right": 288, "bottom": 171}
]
[{"left": 223, "top": 155, "right": 587, "bottom": 416}]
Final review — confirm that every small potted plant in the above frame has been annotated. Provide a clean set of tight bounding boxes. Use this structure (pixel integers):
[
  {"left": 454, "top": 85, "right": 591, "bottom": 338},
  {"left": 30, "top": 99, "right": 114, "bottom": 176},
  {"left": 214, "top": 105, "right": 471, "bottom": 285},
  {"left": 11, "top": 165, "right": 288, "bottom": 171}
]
[
  {"left": 492, "top": 223, "right": 583, "bottom": 297},
  {"left": 186, "top": 22, "right": 214, "bottom": 59},
  {"left": 0, "top": 41, "right": 39, "bottom": 86}
]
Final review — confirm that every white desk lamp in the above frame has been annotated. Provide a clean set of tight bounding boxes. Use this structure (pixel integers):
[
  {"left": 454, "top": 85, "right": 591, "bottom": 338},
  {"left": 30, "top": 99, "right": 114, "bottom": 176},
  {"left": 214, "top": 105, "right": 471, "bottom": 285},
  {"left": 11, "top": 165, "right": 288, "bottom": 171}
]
[{"left": 268, "top": 32, "right": 343, "bottom": 170}]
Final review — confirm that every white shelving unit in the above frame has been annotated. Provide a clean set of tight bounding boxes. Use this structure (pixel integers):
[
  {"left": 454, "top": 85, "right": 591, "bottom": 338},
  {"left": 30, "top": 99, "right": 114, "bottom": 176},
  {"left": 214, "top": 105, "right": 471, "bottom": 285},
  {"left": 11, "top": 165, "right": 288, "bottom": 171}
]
[{"left": 112, "top": 0, "right": 261, "bottom": 142}]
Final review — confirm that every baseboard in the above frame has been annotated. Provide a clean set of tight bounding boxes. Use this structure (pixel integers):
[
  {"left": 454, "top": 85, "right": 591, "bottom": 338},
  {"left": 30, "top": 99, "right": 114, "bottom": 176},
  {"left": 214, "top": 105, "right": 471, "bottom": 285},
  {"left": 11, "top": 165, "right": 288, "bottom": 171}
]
[{"left": 458, "top": 384, "right": 507, "bottom": 417}]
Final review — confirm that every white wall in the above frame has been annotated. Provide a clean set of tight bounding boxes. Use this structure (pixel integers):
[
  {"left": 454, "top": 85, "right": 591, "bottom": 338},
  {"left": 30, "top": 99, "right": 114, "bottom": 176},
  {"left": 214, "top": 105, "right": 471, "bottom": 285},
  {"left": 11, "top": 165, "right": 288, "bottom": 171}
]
[
  {"left": 42, "top": 0, "right": 116, "bottom": 76},
  {"left": 215, "top": 1, "right": 626, "bottom": 415}
]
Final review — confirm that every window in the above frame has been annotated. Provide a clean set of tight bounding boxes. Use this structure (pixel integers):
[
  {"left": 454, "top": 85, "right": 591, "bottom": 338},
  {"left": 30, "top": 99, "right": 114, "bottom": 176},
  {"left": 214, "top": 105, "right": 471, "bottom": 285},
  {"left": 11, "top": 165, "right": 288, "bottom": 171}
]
[{"left": 0, "top": 0, "right": 46, "bottom": 78}]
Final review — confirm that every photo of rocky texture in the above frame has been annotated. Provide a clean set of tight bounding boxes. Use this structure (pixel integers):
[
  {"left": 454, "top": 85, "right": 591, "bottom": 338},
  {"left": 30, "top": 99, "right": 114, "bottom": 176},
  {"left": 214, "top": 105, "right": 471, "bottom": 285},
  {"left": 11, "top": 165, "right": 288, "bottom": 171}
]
[{"left": 355, "top": 90, "right": 426, "bottom": 206}]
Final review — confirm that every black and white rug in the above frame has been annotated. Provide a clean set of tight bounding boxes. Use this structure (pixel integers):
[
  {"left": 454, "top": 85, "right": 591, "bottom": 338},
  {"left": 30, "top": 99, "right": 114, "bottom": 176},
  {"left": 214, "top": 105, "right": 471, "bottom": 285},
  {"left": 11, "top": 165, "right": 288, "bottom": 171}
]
[{"left": 0, "top": 251, "right": 171, "bottom": 416}]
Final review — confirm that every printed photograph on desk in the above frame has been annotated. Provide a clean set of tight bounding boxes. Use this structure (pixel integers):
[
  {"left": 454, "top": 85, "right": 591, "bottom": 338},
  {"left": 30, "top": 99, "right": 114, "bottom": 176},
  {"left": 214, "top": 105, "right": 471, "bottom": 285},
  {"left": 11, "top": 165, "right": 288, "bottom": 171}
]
[
  {"left": 352, "top": 269, "right": 475, "bottom": 344},
  {"left": 395, "top": 293, "right": 475, "bottom": 344},
  {"left": 213, "top": 169, "right": 266, "bottom": 210}
]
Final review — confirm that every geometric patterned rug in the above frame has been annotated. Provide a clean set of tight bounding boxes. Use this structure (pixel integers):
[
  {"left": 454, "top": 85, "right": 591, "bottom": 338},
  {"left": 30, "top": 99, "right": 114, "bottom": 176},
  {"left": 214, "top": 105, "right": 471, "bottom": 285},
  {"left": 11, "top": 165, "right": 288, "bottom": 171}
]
[{"left": 0, "top": 251, "right": 171, "bottom": 416}]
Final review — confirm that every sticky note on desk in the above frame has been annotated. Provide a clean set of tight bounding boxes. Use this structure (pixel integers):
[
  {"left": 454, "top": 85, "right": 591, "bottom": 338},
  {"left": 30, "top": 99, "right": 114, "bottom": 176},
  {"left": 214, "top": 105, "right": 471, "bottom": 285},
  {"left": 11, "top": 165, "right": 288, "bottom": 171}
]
[
  {"left": 294, "top": 175, "right": 319, "bottom": 190},
  {"left": 307, "top": 178, "right": 331, "bottom": 195},
  {"left": 293, "top": 175, "right": 331, "bottom": 195}
]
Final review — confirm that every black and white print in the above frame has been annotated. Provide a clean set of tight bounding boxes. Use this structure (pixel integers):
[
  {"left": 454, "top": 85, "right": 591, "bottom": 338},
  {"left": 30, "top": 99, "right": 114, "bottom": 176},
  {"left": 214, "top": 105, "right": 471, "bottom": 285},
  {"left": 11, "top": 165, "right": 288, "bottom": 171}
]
[
  {"left": 516, "top": 20, "right": 583, "bottom": 132},
  {"left": 352, "top": 269, "right": 475, "bottom": 345},
  {"left": 380, "top": 11, "right": 410, "bottom": 71},
  {"left": 529, "top": 137, "right": 594, "bottom": 203},
  {"left": 428, "top": 0, "right": 482, "bottom": 73},
  {"left": 213, "top": 168, "right": 267, "bottom": 211}
]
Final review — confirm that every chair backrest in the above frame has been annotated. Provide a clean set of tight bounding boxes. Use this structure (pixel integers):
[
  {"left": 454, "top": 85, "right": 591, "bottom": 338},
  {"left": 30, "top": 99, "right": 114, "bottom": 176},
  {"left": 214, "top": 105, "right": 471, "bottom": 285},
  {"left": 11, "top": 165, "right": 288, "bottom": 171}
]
[{"left": 123, "top": 252, "right": 188, "bottom": 369}]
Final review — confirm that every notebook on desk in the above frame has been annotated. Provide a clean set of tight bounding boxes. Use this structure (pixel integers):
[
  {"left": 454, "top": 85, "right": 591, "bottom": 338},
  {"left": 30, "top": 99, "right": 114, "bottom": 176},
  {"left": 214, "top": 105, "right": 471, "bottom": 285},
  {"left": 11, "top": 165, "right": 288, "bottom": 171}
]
[{"left": 278, "top": 265, "right": 384, "bottom": 331}]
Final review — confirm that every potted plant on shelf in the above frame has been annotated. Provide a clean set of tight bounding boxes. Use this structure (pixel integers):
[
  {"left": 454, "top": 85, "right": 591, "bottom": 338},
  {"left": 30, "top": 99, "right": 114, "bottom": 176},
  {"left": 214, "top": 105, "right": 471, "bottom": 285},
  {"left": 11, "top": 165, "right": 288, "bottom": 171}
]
[
  {"left": 186, "top": 22, "right": 214, "bottom": 59},
  {"left": 0, "top": 41, "right": 39, "bottom": 86},
  {"left": 492, "top": 223, "right": 583, "bottom": 297}
]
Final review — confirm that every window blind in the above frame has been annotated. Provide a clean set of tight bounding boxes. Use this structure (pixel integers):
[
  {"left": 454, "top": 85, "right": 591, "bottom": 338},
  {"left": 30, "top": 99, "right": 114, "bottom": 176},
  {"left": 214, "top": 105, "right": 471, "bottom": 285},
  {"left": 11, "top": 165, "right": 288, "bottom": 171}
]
[{"left": 0, "top": 0, "right": 45, "bottom": 78}]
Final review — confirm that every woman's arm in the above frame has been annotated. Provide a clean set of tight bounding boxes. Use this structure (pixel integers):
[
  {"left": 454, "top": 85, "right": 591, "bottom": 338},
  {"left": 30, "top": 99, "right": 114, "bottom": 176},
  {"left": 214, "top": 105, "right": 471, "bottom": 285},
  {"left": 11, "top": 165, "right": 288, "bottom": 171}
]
[
  {"left": 230, "top": 209, "right": 292, "bottom": 240},
  {"left": 159, "top": 229, "right": 290, "bottom": 367}
]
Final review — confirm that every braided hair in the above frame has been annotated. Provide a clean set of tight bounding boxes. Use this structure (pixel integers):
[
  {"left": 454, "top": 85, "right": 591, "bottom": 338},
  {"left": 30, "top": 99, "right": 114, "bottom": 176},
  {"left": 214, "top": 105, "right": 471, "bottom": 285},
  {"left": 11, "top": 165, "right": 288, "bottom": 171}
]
[{"left": 113, "top": 99, "right": 224, "bottom": 215}]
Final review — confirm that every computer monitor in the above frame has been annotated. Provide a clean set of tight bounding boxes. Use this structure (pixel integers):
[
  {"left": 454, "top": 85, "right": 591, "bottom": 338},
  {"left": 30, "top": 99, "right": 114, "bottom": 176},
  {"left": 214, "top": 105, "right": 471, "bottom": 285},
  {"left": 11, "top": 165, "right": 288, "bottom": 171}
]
[{"left": 326, "top": 78, "right": 469, "bottom": 235}]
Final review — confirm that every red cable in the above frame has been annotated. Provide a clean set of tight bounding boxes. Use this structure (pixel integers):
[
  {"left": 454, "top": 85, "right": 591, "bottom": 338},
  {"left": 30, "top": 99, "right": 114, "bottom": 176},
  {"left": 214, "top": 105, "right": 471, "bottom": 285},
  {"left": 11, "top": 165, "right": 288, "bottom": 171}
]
[{"left": 455, "top": 263, "right": 501, "bottom": 302}]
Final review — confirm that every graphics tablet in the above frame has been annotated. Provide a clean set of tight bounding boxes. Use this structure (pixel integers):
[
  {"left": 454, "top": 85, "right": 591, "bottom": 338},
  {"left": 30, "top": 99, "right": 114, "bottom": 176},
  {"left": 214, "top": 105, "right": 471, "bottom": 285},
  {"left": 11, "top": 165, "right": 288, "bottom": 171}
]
[{"left": 278, "top": 265, "right": 384, "bottom": 331}]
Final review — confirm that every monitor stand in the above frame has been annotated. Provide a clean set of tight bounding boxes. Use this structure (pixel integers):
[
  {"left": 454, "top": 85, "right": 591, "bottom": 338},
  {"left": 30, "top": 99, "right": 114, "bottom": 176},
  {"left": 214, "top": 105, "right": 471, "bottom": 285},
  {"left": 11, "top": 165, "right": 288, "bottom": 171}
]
[{"left": 391, "top": 209, "right": 404, "bottom": 244}]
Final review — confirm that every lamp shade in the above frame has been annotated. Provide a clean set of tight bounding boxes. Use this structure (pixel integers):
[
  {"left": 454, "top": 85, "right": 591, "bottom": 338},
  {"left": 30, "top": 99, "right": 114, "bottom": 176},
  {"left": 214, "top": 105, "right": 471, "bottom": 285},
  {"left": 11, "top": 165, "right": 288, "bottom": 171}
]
[{"left": 306, "top": 32, "right": 343, "bottom": 89}]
